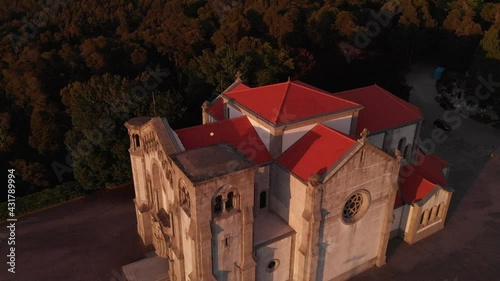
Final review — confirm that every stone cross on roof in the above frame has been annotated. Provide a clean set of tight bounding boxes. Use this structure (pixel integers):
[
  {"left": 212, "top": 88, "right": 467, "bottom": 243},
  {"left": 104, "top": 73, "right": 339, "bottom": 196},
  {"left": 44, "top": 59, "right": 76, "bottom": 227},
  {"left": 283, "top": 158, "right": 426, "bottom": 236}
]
[
  {"left": 360, "top": 128, "right": 369, "bottom": 144},
  {"left": 235, "top": 70, "right": 242, "bottom": 82}
]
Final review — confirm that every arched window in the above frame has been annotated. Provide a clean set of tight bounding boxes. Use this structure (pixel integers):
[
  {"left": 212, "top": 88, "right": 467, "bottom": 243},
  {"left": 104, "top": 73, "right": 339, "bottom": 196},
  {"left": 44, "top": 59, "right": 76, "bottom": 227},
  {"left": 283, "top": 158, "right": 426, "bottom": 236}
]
[
  {"left": 420, "top": 209, "right": 429, "bottom": 226},
  {"left": 430, "top": 206, "right": 438, "bottom": 221},
  {"left": 260, "top": 191, "right": 267, "bottom": 209},
  {"left": 134, "top": 134, "right": 140, "bottom": 148},
  {"left": 437, "top": 202, "right": 446, "bottom": 219},
  {"left": 214, "top": 195, "right": 223, "bottom": 214},
  {"left": 226, "top": 192, "right": 234, "bottom": 210},
  {"left": 404, "top": 144, "right": 412, "bottom": 160},
  {"left": 397, "top": 137, "right": 406, "bottom": 154}
]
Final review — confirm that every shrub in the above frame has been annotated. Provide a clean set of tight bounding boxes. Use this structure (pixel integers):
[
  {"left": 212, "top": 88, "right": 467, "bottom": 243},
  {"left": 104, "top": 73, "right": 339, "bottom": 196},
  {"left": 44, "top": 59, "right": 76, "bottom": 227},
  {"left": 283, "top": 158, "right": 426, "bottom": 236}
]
[{"left": 0, "top": 182, "right": 86, "bottom": 221}]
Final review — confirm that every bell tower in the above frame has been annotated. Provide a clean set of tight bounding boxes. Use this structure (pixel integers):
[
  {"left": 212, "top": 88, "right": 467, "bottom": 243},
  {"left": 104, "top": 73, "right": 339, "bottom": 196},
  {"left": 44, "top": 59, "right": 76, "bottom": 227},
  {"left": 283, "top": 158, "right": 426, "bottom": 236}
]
[{"left": 169, "top": 143, "right": 257, "bottom": 281}]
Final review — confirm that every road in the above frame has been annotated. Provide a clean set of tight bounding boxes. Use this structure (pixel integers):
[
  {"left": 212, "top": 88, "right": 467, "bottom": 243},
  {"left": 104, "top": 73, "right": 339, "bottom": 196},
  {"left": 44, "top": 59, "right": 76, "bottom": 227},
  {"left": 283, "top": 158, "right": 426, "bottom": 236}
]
[{"left": 351, "top": 62, "right": 500, "bottom": 281}]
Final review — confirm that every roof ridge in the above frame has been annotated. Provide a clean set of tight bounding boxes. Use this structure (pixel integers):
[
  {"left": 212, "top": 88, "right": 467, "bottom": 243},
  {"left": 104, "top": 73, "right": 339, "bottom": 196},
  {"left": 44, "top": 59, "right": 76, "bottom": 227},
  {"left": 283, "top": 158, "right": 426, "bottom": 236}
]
[
  {"left": 374, "top": 85, "right": 422, "bottom": 118},
  {"left": 175, "top": 115, "right": 248, "bottom": 133},
  {"left": 276, "top": 80, "right": 292, "bottom": 123},
  {"left": 292, "top": 81, "right": 360, "bottom": 107}
]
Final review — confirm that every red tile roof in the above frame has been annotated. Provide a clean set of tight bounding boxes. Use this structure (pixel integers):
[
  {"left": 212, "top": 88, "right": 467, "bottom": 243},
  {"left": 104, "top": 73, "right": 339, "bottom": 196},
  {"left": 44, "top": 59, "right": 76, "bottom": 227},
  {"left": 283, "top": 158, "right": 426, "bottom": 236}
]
[
  {"left": 206, "top": 84, "right": 250, "bottom": 121},
  {"left": 334, "top": 85, "right": 422, "bottom": 135},
  {"left": 277, "top": 124, "right": 357, "bottom": 181},
  {"left": 175, "top": 116, "right": 272, "bottom": 164},
  {"left": 395, "top": 152, "right": 448, "bottom": 208},
  {"left": 224, "top": 80, "right": 360, "bottom": 125},
  {"left": 207, "top": 98, "right": 224, "bottom": 120}
]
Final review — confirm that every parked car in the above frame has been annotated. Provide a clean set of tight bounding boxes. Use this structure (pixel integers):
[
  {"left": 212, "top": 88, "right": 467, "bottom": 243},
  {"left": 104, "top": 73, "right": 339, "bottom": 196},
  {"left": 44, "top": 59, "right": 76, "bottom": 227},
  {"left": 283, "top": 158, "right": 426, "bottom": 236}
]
[{"left": 434, "top": 119, "right": 451, "bottom": 131}]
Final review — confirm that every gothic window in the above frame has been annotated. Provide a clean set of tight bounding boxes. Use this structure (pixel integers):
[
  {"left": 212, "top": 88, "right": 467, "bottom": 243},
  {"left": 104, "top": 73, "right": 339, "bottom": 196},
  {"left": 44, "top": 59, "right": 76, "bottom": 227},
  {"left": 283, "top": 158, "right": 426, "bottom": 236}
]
[
  {"left": 214, "top": 195, "right": 223, "bottom": 214},
  {"left": 342, "top": 190, "right": 370, "bottom": 224},
  {"left": 226, "top": 192, "right": 234, "bottom": 211},
  {"left": 260, "top": 191, "right": 267, "bottom": 209}
]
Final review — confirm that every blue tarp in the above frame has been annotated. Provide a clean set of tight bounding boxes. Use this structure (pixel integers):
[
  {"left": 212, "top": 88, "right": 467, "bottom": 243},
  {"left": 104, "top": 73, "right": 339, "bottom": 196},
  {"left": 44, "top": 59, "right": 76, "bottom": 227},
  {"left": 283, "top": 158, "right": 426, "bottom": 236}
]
[{"left": 434, "top": 67, "right": 445, "bottom": 79}]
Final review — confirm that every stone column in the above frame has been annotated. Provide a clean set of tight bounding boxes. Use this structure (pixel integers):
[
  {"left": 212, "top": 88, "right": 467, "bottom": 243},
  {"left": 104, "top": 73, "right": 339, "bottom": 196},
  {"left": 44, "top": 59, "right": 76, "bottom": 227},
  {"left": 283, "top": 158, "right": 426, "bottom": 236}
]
[{"left": 299, "top": 174, "right": 323, "bottom": 281}]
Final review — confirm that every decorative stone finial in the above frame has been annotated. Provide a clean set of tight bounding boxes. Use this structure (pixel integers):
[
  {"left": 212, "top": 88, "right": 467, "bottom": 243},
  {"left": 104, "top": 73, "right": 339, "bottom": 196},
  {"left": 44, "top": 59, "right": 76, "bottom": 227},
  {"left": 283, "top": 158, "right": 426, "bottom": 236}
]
[
  {"left": 360, "top": 128, "right": 369, "bottom": 143},
  {"left": 394, "top": 148, "right": 403, "bottom": 162},
  {"left": 201, "top": 100, "right": 210, "bottom": 111},
  {"left": 308, "top": 173, "right": 322, "bottom": 187}
]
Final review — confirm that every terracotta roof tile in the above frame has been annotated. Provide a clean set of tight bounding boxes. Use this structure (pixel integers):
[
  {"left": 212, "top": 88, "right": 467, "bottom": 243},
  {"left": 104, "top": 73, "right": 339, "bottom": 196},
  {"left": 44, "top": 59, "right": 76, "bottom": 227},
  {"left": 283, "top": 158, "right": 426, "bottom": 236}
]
[
  {"left": 175, "top": 116, "right": 272, "bottom": 165},
  {"left": 335, "top": 85, "right": 422, "bottom": 135},
  {"left": 224, "top": 80, "right": 360, "bottom": 125},
  {"left": 206, "top": 84, "right": 251, "bottom": 121},
  {"left": 395, "top": 152, "right": 448, "bottom": 208},
  {"left": 277, "top": 124, "right": 357, "bottom": 181}
]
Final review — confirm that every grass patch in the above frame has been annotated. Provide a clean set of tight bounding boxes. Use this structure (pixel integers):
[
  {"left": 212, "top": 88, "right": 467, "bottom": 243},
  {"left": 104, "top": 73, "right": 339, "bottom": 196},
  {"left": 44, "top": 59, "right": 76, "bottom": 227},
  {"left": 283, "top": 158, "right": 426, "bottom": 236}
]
[{"left": 1, "top": 181, "right": 86, "bottom": 221}]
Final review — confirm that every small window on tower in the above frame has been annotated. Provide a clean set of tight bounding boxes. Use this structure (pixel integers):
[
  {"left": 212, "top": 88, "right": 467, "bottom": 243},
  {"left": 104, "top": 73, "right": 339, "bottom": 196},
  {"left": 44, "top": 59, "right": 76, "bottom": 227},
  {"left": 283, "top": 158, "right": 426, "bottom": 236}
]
[
  {"left": 226, "top": 192, "right": 234, "bottom": 210},
  {"left": 224, "top": 235, "right": 231, "bottom": 247},
  {"left": 214, "top": 195, "right": 223, "bottom": 214},
  {"left": 133, "top": 134, "right": 140, "bottom": 148},
  {"left": 260, "top": 191, "right": 267, "bottom": 208}
]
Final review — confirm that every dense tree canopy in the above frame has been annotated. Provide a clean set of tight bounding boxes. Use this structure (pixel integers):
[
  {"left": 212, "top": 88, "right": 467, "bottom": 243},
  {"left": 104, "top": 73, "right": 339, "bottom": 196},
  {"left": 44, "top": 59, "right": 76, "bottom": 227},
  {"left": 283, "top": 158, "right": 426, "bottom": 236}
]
[{"left": 0, "top": 0, "right": 498, "bottom": 194}]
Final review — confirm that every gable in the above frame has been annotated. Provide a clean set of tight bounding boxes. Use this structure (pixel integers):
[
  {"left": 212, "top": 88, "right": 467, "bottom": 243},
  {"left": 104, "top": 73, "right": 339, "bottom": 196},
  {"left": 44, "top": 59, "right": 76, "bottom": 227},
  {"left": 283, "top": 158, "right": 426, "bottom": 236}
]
[{"left": 277, "top": 124, "right": 357, "bottom": 181}]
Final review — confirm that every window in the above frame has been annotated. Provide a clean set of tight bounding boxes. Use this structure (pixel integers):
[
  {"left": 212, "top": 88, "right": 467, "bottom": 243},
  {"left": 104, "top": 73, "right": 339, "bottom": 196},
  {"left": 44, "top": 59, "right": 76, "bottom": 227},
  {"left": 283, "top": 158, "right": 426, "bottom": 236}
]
[
  {"left": 404, "top": 144, "right": 412, "bottom": 160},
  {"left": 437, "top": 202, "right": 445, "bottom": 219},
  {"left": 420, "top": 209, "right": 430, "bottom": 226},
  {"left": 266, "top": 259, "right": 280, "bottom": 272},
  {"left": 214, "top": 195, "right": 223, "bottom": 213},
  {"left": 430, "top": 206, "right": 438, "bottom": 221},
  {"left": 342, "top": 190, "right": 370, "bottom": 224},
  {"left": 224, "top": 235, "right": 231, "bottom": 247},
  {"left": 397, "top": 137, "right": 406, "bottom": 153},
  {"left": 133, "top": 134, "right": 140, "bottom": 148},
  {"left": 260, "top": 191, "right": 267, "bottom": 209},
  {"left": 226, "top": 192, "right": 234, "bottom": 210}
]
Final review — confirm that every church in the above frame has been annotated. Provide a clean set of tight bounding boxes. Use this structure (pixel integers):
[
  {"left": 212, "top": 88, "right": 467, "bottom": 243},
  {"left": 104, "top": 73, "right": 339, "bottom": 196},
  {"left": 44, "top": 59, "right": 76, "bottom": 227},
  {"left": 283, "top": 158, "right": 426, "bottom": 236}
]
[{"left": 124, "top": 76, "right": 453, "bottom": 281}]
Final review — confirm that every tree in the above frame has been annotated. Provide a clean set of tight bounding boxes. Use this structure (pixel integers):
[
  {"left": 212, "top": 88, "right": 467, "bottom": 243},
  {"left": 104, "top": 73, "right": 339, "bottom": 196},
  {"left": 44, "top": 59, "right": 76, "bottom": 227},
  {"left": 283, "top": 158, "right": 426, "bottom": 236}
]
[
  {"left": 480, "top": 26, "right": 500, "bottom": 60},
  {"left": 443, "top": 0, "right": 482, "bottom": 36},
  {"left": 61, "top": 73, "right": 185, "bottom": 190},
  {"left": 0, "top": 112, "right": 15, "bottom": 153}
]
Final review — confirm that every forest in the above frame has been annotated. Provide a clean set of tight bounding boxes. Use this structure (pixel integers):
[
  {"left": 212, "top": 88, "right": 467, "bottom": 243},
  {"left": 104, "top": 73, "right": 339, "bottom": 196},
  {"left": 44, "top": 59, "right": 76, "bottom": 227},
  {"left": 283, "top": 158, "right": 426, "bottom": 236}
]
[{"left": 0, "top": 0, "right": 498, "bottom": 198}]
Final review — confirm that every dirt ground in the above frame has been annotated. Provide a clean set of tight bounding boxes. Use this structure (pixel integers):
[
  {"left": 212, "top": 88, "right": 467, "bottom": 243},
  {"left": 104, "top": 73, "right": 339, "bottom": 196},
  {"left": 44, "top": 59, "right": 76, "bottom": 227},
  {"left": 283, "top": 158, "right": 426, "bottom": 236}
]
[
  {"left": 351, "top": 62, "right": 500, "bottom": 281},
  {"left": 0, "top": 186, "right": 151, "bottom": 281}
]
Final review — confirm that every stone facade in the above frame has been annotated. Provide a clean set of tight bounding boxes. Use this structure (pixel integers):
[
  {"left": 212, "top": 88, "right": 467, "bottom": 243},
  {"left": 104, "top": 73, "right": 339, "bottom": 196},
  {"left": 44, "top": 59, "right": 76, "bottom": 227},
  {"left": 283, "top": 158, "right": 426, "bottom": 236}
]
[{"left": 125, "top": 80, "right": 452, "bottom": 281}]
